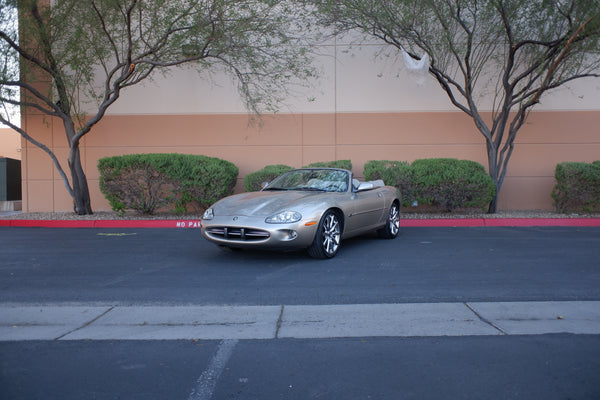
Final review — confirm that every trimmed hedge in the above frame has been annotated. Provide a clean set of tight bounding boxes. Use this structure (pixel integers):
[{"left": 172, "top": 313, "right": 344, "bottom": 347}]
[
  {"left": 411, "top": 158, "right": 495, "bottom": 212},
  {"left": 364, "top": 158, "right": 495, "bottom": 212},
  {"left": 303, "top": 160, "right": 352, "bottom": 170},
  {"left": 364, "top": 160, "right": 412, "bottom": 206},
  {"left": 98, "top": 153, "right": 238, "bottom": 214},
  {"left": 551, "top": 162, "right": 600, "bottom": 213},
  {"left": 244, "top": 164, "right": 293, "bottom": 192}
]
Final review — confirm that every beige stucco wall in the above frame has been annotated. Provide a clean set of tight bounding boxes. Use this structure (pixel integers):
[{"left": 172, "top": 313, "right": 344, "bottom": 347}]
[
  {"left": 17, "top": 32, "right": 600, "bottom": 213},
  {"left": 0, "top": 127, "right": 21, "bottom": 160},
  {"left": 19, "top": 109, "right": 600, "bottom": 212}
]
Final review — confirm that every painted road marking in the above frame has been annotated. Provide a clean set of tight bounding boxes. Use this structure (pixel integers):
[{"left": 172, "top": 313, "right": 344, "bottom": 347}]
[{"left": 188, "top": 339, "right": 238, "bottom": 400}]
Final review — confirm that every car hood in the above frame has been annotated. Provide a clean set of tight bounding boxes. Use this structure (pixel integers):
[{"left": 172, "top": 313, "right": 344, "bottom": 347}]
[{"left": 211, "top": 191, "right": 327, "bottom": 217}]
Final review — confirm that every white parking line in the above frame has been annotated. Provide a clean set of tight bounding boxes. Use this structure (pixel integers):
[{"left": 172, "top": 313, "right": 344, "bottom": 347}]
[{"left": 188, "top": 339, "right": 238, "bottom": 400}]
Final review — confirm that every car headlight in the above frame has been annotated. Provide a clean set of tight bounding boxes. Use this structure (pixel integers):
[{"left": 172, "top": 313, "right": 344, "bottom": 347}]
[
  {"left": 265, "top": 211, "right": 302, "bottom": 224},
  {"left": 202, "top": 208, "right": 214, "bottom": 220}
]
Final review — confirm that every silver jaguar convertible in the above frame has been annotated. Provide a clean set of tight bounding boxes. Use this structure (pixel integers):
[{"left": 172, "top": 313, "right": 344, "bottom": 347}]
[{"left": 201, "top": 168, "right": 401, "bottom": 258}]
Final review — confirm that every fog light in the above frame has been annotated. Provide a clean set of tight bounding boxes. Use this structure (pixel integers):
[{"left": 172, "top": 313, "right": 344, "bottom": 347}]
[{"left": 281, "top": 230, "right": 298, "bottom": 241}]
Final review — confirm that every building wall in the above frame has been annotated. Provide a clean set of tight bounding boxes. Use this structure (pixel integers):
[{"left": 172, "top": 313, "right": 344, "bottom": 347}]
[
  {"left": 19, "top": 109, "right": 600, "bottom": 213},
  {"left": 19, "top": 42, "right": 600, "bottom": 213},
  {"left": 0, "top": 127, "right": 21, "bottom": 160}
]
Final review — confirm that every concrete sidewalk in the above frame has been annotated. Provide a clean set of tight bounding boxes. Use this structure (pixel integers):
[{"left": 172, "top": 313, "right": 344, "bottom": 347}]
[{"left": 1, "top": 301, "right": 599, "bottom": 341}]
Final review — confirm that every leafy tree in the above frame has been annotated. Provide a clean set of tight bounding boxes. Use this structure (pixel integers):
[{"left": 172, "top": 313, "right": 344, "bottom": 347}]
[
  {"left": 0, "top": 0, "right": 317, "bottom": 214},
  {"left": 307, "top": 0, "right": 600, "bottom": 212}
]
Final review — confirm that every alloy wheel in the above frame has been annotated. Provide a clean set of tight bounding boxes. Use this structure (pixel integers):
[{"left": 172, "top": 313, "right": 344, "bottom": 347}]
[{"left": 322, "top": 213, "right": 341, "bottom": 256}]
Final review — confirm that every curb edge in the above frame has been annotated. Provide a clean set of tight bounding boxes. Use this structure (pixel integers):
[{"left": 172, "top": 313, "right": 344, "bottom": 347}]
[{"left": 2, "top": 218, "right": 599, "bottom": 228}]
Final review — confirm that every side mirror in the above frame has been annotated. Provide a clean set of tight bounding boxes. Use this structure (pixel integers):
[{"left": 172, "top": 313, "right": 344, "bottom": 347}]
[{"left": 356, "top": 182, "right": 375, "bottom": 192}]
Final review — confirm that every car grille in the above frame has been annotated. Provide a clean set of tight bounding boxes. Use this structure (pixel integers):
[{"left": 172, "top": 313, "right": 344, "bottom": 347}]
[{"left": 205, "top": 226, "right": 270, "bottom": 241}]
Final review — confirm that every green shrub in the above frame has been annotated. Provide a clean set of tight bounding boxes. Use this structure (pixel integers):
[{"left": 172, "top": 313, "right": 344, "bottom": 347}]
[
  {"left": 364, "top": 160, "right": 400, "bottom": 181},
  {"left": 551, "top": 162, "right": 600, "bottom": 213},
  {"left": 410, "top": 158, "right": 495, "bottom": 212},
  {"left": 244, "top": 164, "right": 293, "bottom": 192},
  {"left": 365, "top": 158, "right": 495, "bottom": 212},
  {"left": 303, "top": 160, "right": 352, "bottom": 170},
  {"left": 171, "top": 155, "right": 238, "bottom": 211},
  {"left": 364, "top": 160, "right": 413, "bottom": 206},
  {"left": 98, "top": 153, "right": 238, "bottom": 214}
]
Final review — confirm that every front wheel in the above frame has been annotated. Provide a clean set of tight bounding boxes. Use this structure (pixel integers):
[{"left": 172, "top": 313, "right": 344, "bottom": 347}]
[
  {"left": 307, "top": 210, "right": 342, "bottom": 259},
  {"left": 378, "top": 202, "right": 400, "bottom": 239}
]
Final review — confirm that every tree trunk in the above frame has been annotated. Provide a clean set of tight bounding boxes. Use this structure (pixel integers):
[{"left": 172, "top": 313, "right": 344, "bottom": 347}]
[
  {"left": 488, "top": 183, "right": 500, "bottom": 214},
  {"left": 487, "top": 143, "right": 500, "bottom": 214},
  {"left": 68, "top": 143, "right": 93, "bottom": 215}
]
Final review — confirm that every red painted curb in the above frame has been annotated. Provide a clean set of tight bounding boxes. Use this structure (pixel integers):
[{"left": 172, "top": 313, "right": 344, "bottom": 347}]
[
  {"left": 401, "top": 219, "right": 486, "bottom": 227},
  {"left": 9, "top": 219, "right": 96, "bottom": 228},
  {"left": 401, "top": 218, "right": 600, "bottom": 227},
  {"left": 1, "top": 219, "right": 203, "bottom": 228},
  {"left": 1, "top": 218, "right": 599, "bottom": 228},
  {"left": 93, "top": 220, "right": 202, "bottom": 228},
  {"left": 483, "top": 218, "right": 600, "bottom": 227}
]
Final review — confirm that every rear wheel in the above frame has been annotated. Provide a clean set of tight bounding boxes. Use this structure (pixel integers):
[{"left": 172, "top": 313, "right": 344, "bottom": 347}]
[
  {"left": 307, "top": 210, "right": 342, "bottom": 259},
  {"left": 378, "top": 202, "right": 400, "bottom": 239}
]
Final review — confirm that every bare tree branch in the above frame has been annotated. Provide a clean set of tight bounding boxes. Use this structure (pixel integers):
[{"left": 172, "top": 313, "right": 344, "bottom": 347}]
[
  {"left": 1, "top": 0, "right": 319, "bottom": 214},
  {"left": 308, "top": 0, "right": 600, "bottom": 212}
]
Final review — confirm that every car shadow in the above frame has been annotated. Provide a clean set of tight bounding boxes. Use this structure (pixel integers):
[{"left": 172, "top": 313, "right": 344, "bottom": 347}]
[{"left": 199, "top": 230, "right": 401, "bottom": 264}]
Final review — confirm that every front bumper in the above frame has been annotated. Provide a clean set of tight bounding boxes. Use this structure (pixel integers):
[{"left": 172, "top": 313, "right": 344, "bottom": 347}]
[{"left": 201, "top": 215, "right": 318, "bottom": 249}]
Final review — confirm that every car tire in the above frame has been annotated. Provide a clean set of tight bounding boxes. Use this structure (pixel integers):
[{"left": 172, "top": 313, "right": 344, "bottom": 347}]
[
  {"left": 378, "top": 202, "right": 400, "bottom": 239},
  {"left": 307, "top": 210, "right": 342, "bottom": 259}
]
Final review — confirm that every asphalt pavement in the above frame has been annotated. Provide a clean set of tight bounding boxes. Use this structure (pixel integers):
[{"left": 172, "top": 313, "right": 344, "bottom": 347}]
[
  {"left": 1, "top": 221, "right": 599, "bottom": 399},
  {"left": 2, "top": 224, "right": 599, "bottom": 337}
]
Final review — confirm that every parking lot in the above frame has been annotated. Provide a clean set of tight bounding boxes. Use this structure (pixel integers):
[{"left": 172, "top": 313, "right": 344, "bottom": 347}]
[{"left": 1, "top": 226, "right": 600, "bottom": 399}]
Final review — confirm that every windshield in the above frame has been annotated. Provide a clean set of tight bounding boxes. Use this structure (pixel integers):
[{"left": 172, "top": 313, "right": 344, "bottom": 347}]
[{"left": 264, "top": 169, "right": 350, "bottom": 193}]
